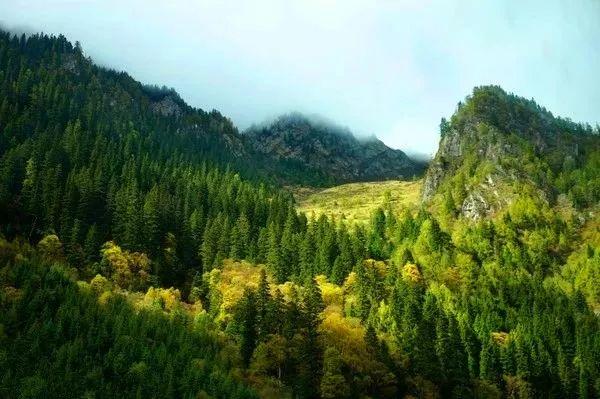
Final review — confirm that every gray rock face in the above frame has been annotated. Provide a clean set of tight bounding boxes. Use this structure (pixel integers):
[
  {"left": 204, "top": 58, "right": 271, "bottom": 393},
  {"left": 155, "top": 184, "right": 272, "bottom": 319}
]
[
  {"left": 246, "top": 113, "right": 424, "bottom": 184},
  {"left": 461, "top": 191, "right": 490, "bottom": 220},
  {"left": 439, "top": 129, "right": 463, "bottom": 158},
  {"left": 422, "top": 121, "right": 515, "bottom": 219},
  {"left": 151, "top": 96, "right": 182, "bottom": 117},
  {"left": 421, "top": 85, "right": 599, "bottom": 220},
  {"left": 421, "top": 128, "right": 468, "bottom": 202},
  {"left": 421, "top": 159, "right": 445, "bottom": 201}
]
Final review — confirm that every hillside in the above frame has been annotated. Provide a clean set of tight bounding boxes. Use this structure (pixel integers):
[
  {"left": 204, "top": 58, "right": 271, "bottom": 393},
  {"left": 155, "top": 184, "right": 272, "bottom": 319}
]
[
  {"left": 422, "top": 85, "right": 600, "bottom": 219},
  {"left": 0, "top": 32, "right": 253, "bottom": 170},
  {"left": 0, "top": 31, "right": 599, "bottom": 399},
  {"left": 245, "top": 113, "right": 425, "bottom": 186},
  {"left": 294, "top": 179, "right": 422, "bottom": 224},
  {"left": 0, "top": 30, "right": 421, "bottom": 193},
  {"left": 0, "top": 240, "right": 258, "bottom": 398}
]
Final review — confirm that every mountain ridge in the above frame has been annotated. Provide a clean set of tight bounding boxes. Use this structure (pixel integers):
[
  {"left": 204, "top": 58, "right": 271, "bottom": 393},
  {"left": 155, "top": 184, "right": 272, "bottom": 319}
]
[
  {"left": 422, "top": 85, "right": 600, "bottom": 220},
  {"left": 0, "top": 29, "right": 423, "bottom": 189},
  {"left": 1, "top": 29, "right": 600, "bottom": 399},
  {"left": 245, "top": 113, "right": 425, "bottom": 186}
]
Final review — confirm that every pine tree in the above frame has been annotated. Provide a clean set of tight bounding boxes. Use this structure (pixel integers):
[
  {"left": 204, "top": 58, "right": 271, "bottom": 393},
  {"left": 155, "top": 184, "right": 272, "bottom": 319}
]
[
  {"left": 315, "top": 216, "right": 337, "bottom": 276},
  {"left": 200, "top": 218, "right": 219, "bottom": 271},
  {"left": 188, "top": 207, "right": 204, "bottom": 246},
  {"left": 368, "top": 207, "right": 387, "bottom": 259},
  {"left": 229, "top": 224, "right": 242, "bottom": 260},
  {"left": 123, "top": 179, "right": 143, "bottom": 251},
  {"left": 280, "top": 209, "right": 299, "bottom": 279},
  {"left": 331, "top": 225, "right": 354, "bottom": 284},
  {"left": 239, "top": 289, "right": 258, "bottom": 367},
  {"left": 299, "top": 224, "right": 316, "bottom": 280},
  {"left": 480, "top": 336, "right": 500, "bottom": 384},
  {"left": 296, "top": 277, "right": 325, "bottom": 398},
  {"left": 142, "top": 185, "right": 161, "bottom": 257},
  {"left": 67, "top": 218, "right": 84, "bottom": 266},
  {"left": 320, "top": 347, "right": 349, "bottom": 398},
  {"left": 83, "top": 223, "right": 101, "bottom": 264},
  {"left": 214, "top": 216, "right": 230, "bottom": 266},
  {"left": 255, "top": 268, "right": 272, "bottom": 341},
  {"left": 267, "top": 223, "right": 284, "bottom": 282},
  {"left": 162, "top": 232, "right": 181, "bottom": 286}
]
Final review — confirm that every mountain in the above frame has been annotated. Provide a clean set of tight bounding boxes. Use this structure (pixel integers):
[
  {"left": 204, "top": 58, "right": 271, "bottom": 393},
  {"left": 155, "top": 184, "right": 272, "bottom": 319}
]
[
  {"left": 0, "top": 31, "right": 257, "bottom": 175},
  {"left": 422, "top": 85, "right": 600, "bottom": 219},
  {"left": 245, "top": 113, "right": 425, "bottom": 186},
  {"left": 0, "top": 29, "right": 423, "bottom": 189},
  {"left": 0, "top": 29, "right": 294, "bottom": 276},
  {"left": 2, "top": 30, "right": 600, "bottom": 399}
]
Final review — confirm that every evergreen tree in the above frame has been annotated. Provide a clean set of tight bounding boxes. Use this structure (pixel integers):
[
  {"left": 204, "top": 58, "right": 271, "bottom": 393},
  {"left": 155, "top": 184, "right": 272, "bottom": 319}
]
[
  {"left": 255, "top": 268, "right": 272, "bottom": 341},
  {"left": 320, "top": 347, "right": 349, "bottom": 398},
  {"left": 267, "top": 223, "right": 284, "bottom": 282},
  {"left": 297, "top": 277, "right": 325, "bottom": 398},
  {"left": 280, "top": 208, "right": 299, "bottom": 278},
  {"left": 200, "top": 217, "right": 220, "bottom": 271},
  {"left": 142, "top": 185, "right": 161, "bottom": 257},
  {"left": 238, "top": 289, "right": 258, "bottom": 367}
]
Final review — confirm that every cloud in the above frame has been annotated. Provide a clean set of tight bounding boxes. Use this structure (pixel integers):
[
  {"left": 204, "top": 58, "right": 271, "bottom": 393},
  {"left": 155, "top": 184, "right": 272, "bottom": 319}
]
[{"left": 0, "top": 0, "right": 598, "bottom": 155}]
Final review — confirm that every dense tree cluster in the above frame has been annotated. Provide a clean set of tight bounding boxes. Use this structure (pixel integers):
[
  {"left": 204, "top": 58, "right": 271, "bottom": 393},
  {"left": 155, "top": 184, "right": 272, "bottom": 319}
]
[
  {"left": 231, "top": 271, "right": 325, "bottom": 398},
  {"left": 0, "top": 31, "right": 598, "bottom": 399},
  {"left": 216, "top": 194, "right": 600, "bottom": 398},
  {"left": 356, "top": 202, "right": 600, "bottom": 398},
  {"left": 0, "top": 239, "right": 257, "bottom": 398},
  {"left": 0, "top": 30, "right": 384, "bottom": 292}
]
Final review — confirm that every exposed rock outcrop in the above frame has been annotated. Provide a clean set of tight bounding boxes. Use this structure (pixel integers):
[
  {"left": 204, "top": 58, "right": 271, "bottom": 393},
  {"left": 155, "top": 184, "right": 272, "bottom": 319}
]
[
  {"left": 245, "top": 113, "right": 425, "bottom": 185},
  {"left": 151, "top": 95, "right": 182, "bottom": 117},
  {"left": 421, "top": 85, "right": 599, "bottom": 220}
]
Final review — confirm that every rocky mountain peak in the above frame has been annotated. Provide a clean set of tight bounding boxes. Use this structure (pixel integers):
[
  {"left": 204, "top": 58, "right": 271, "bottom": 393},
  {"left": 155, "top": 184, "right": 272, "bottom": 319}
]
[
  {"left": 422, "top": 85, "right": 599, "bottom": 219},
  {"left": 245, "top": 113, "right": 425, "bottom": 185}
]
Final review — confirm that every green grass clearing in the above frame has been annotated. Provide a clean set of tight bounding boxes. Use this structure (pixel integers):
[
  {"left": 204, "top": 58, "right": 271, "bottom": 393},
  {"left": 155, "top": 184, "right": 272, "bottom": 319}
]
[{"left": 293, "top": 179, "right": 422, "bottom": 225}]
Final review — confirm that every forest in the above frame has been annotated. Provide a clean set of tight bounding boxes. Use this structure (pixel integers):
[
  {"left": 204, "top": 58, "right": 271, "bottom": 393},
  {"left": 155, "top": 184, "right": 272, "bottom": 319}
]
[{"left": 0, "top": 30, "right": 599, "bottom": 398}]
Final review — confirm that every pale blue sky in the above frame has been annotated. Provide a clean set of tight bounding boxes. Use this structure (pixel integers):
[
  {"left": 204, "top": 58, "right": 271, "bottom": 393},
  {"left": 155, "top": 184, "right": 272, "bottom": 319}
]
[{"left": 1, "top": 0, "right": 599, "bottom": 156}]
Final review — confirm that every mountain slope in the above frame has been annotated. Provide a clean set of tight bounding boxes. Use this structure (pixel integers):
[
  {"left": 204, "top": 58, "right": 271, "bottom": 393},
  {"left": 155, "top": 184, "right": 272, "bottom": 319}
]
[
  {"left": 0, "top": 29, "right": 422, "bottom": 188},
  {"left": 0, "top": 30, "right": 297, "bottom": 285},
  {"left": 0, "top": 31, "right": 251, "bottom": 173},
  {"left": 0, "top": 242, "right": 258, "bottom": 398},
  {"left": 245, "top": 113, "right": 424, "bottom": 185},
  {"left": 2, "top": 30, "right": 600, "bottom": 399},
  {"left": 422, "top": 85, "right": 600, "bottom": 219},
  {"left": 294, "top": 179, "right": 422, "bottom": 224}
]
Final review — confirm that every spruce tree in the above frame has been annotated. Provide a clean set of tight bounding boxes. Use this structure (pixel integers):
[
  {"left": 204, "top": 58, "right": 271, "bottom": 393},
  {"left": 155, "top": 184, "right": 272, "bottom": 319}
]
[{"left": 239, "top": 289, "right": 258, "bottom": 367}]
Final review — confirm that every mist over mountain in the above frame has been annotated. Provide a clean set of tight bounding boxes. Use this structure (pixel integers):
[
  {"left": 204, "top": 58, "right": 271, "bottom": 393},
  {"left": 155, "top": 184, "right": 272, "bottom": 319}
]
[{"left": 245, "top": 113, "right": 425, "bottom": 185}]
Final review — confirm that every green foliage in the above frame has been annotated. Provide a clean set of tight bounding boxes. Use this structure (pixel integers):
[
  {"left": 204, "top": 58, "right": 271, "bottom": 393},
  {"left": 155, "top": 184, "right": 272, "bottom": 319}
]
[
  {"left": 431, "top": 85, "right": 600, "bottom": 215},
  {"left": 0, "top": 242, "right": 257, "bottom": 398},
  {"left": 320, "top": 347, "right": 350, "bottom": 398},
  {"left": 295, "top": 179, "right": 422, "bottom": 225},
  {"left": 1, "top": 31, "right": 599, "bottom": 399}
]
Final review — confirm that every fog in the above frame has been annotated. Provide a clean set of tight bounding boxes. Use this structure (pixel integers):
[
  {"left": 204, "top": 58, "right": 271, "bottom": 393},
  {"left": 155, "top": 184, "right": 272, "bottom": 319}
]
[{"left": 1, "top": 0, "right": 599, "bottom": 156}]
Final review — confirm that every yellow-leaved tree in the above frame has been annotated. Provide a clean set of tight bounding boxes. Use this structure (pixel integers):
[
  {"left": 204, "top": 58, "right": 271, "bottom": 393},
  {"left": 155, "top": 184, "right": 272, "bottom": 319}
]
[{"left": 100, "top": 241, "right": 150, "bottom": 291}]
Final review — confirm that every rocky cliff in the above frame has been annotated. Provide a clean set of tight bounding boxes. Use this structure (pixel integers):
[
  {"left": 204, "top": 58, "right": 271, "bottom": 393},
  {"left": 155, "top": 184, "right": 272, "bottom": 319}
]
[
  {"left": 422, "top": 86, "right": 599, "bottom": 219},
  {"left": 245, "top": 113, "right": 424, "bottom": 186}
]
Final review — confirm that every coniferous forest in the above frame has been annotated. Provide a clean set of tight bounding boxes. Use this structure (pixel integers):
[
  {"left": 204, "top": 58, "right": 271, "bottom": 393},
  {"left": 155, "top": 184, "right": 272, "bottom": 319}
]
[{"left": 0, "top": 30, "right": 599, "bottom": 399}]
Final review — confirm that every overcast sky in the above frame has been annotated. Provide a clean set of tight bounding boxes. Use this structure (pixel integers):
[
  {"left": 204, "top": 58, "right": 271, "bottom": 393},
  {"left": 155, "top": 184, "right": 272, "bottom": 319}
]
[{"left": 1, "top": 0, "right": 599, "bottom": 156}]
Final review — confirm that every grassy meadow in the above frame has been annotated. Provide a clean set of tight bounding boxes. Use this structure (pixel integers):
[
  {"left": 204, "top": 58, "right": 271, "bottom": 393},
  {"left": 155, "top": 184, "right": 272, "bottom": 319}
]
[{"left": 293, "top": 179, "right": 422, "bottom": 224}]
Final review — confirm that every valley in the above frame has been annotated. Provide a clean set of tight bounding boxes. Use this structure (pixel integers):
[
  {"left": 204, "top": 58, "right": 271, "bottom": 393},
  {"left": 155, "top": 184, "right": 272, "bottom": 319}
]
[{"left": 0, "top": 28, "right": 598, "bottom": 399}]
